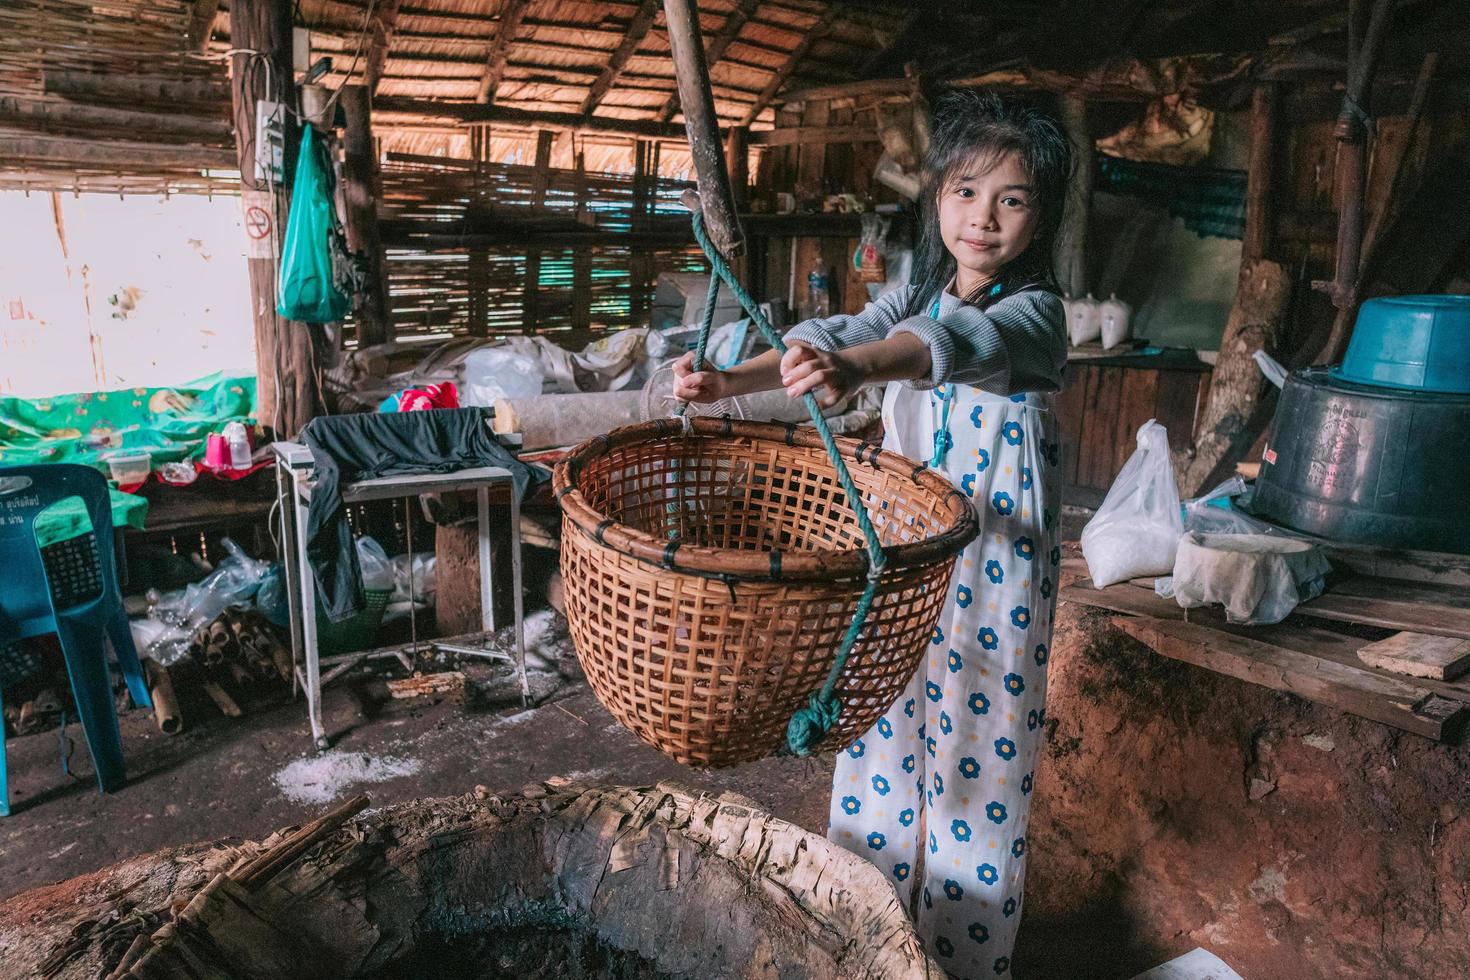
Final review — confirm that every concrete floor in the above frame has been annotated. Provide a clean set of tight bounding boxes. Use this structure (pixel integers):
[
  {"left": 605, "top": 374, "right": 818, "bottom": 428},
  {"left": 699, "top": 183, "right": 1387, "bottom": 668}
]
[{"left": 0, "top": 615, "right": 835, "bottom": 904}]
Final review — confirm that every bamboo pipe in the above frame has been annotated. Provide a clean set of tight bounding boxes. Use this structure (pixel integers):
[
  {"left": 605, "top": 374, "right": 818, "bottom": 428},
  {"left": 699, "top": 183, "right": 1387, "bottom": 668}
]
[{"left": 143, "top": 660, "right": 182, "bottom": 735}]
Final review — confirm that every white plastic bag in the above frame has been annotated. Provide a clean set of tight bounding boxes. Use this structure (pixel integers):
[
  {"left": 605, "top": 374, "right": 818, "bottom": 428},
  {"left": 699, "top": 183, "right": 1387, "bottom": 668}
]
[
  {"left": 142, "top": 537, "right": 270, "bottom": 665},
  {"left": 356, "top": 535, "right": 395, "bottom": 592},
  {"left": 1065, "top": 295, "right": 1101, "bottom": 347},
  {"left": 461, "top": 346, "right": 545, "bottom": 406},
  {"left": 1080, "top": 420, "right": 1183, "bottom": 587}
]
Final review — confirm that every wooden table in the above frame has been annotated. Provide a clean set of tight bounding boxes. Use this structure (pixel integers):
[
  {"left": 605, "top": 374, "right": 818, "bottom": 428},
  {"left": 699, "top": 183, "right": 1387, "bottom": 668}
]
[{"left": 1060, "top": 556, "right": 1470, "bottom": 742}]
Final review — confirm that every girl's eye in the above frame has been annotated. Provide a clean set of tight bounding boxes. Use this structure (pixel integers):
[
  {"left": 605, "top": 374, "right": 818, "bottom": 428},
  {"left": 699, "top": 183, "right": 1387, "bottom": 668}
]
[
  {"left": 955, "top": 186, "right": 974, "bottom": 198},
  {"left": 1002, "top": 196, "right": 1028, "bottom": 208}
]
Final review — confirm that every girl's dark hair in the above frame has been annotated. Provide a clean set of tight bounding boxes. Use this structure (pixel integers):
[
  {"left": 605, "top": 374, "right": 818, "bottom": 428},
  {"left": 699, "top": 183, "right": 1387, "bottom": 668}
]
[{"left": 903, "top": 89, "right": 1075, "bottom": 318}]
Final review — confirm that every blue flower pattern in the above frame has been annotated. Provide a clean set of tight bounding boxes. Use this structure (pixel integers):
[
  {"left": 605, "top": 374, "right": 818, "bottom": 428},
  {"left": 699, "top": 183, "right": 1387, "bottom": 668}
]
[{"left": 827, "top": 387, "right": 1059, "bottom": 978}]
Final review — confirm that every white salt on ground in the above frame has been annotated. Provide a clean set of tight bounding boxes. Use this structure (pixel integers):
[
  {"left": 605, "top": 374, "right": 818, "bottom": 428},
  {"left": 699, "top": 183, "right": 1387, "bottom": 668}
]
[{"left": 272, "top": 751, "right": 424, "bottom": 805}]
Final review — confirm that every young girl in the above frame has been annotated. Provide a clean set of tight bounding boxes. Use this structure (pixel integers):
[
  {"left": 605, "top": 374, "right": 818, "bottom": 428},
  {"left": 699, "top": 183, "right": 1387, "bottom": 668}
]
[{"left": 674, "top": 89, "right": 1073, "bottom": 978}]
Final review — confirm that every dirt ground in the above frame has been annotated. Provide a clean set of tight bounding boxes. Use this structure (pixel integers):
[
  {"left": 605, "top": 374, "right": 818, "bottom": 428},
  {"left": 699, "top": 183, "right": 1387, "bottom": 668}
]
[{"left": 4, "top": 595, "right": 1468, "bottom": 978}]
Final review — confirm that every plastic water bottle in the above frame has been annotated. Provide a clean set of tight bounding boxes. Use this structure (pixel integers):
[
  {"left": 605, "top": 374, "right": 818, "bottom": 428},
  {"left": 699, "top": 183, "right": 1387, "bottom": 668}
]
[
  {"left": 806, "top": 269, "right": 830, "bottom": 320},
  {"left": 224, "top": 421, "right": 252, "bottom": 470}
]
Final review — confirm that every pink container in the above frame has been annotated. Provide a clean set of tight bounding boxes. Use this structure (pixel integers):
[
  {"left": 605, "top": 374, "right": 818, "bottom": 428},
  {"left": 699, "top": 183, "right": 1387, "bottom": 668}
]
[{"left": 204, "top": 432, "right": 231, "bottom": 471}]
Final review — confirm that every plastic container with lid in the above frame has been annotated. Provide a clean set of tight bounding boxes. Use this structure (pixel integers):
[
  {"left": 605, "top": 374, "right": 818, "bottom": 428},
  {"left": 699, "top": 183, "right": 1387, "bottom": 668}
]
[
  {"left": 1332, "top": 294, "right": 1470, "bottom": 393},
  {"left": 105, "top": 450, "right": 152, "bottom": 486}
]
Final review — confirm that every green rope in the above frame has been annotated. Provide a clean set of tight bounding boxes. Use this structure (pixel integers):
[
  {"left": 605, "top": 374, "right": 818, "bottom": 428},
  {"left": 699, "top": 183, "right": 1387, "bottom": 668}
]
[{"left": 685, "top": 209, "right": 887, "bottom": 756}]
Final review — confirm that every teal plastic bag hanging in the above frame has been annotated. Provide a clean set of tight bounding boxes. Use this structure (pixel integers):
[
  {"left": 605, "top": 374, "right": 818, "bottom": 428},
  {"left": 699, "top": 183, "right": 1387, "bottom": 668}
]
[{"left": 276, "top": 123, "right": 352, "bottom": 323}]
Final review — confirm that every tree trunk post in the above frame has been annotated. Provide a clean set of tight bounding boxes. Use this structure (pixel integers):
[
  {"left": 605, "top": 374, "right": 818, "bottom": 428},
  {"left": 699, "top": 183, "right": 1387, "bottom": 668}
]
[
  {"left": 229, "top": 0, "right": 326, "bottom": 437},
  {"left": 339, "top": 85, "right": 391, "bottom": 348}
]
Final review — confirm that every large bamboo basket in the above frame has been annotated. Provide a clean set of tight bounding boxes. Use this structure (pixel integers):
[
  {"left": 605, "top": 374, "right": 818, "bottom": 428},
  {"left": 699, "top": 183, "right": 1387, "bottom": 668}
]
[{"left": 553, "top": 417, "right": 979, "bottom": 767}]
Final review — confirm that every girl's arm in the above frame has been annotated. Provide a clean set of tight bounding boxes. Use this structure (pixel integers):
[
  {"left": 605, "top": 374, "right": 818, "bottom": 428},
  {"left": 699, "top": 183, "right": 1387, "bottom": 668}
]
[
  {"left": 890, "top": 290, "right": 1067, "bottom": 394},
  {"left": 673, "top": 334, "right": 931, "bottom": 408},
  {"left": 672, "top": 287, "right": 915, "bottom": 404}
]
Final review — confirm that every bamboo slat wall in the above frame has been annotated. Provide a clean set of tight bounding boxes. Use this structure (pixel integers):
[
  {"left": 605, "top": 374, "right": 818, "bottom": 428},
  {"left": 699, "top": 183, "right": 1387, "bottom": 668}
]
[{"left": 366, "top": 155, "right": 709, "bottom": 345}]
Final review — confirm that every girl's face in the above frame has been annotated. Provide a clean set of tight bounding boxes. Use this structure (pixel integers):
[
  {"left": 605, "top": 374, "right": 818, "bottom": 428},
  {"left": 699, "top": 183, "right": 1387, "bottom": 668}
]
[{"left": 937, "top": 150, "right": 1040, "bottom": 296}]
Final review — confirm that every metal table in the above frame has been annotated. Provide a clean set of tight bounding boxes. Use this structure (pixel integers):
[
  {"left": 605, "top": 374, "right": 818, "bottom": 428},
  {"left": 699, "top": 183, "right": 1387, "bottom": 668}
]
[{"left": 273, "top": 440, "right": 527, "bottom": 749}]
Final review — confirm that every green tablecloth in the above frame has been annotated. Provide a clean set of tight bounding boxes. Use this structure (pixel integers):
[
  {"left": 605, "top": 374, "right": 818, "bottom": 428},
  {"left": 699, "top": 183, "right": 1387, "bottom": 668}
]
[{"left": 0, "top": 372, "right": 256, "bottom": 471}]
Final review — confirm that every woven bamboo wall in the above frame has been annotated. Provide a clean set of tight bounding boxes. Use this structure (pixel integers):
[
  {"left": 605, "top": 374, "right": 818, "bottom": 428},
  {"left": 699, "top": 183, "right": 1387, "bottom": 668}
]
[{"left": 367, "top": 154, "right": 709, "bottom": 345}]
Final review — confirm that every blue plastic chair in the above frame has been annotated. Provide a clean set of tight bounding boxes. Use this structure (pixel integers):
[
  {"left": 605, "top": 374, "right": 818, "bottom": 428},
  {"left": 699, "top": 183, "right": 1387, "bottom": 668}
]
[{"left": 0, "top": 464, "right": 151, "bottom": 816}]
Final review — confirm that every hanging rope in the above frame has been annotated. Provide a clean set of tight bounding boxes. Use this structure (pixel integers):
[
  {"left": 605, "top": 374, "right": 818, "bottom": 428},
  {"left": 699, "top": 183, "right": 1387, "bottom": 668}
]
[{"left": 684, "top": 207, "right": 888, "bottom": 756}]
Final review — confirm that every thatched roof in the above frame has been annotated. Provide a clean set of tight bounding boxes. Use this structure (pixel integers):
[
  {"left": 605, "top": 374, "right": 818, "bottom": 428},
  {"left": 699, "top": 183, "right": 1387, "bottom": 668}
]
[{"left": 1, "top": 0, "right": 1463, "bottom": 192}]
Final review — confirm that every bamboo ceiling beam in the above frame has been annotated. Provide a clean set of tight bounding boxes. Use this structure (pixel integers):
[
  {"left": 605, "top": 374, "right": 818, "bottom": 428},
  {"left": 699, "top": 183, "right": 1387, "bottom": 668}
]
[
  {"left": 186, "top": 0, "right": 219, "bottom": 52},
  {"left": 374, "top": 96, "right": 690, "bottom": 139},
  {"left": 476, "top": 0, "right": 532, "bottom": 104},
  {"left": 737, "top": 6, "right": 839, "bottom": 128},
  {"left": 653, "top": 0, "right": 758, "bottom": 123},
  {"left": 578, "top": 0, "right": 662, "bottom": 116},
  {"left": 364, "top": 0, "right": 404, "bottom": 95}
]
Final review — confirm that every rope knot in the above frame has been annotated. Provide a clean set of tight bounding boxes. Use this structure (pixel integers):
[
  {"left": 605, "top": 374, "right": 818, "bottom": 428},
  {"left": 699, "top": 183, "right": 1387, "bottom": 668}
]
[{"left": 785, "top": 692, "right": 842, "bottom": 757}]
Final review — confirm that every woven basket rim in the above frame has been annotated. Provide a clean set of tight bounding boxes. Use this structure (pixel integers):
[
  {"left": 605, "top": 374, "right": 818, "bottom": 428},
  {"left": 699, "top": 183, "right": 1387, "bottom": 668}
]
[{"left": 552, "top": 416, "right": 979, "bottom": 582}]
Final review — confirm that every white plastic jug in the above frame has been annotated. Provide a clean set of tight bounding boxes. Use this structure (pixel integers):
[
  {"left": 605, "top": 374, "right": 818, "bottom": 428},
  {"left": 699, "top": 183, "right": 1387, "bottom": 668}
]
[
  {"left": 1099, "top": 294, "right": 1133, "bottom": 349},
  {"left": 1066, "top": 294, "right": 1101, "bottom": 347}
]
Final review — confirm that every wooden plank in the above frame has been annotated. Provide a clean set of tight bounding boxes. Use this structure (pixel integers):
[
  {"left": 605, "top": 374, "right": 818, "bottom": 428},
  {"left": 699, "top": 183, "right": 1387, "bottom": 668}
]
[
  {"left": 1055, "top": 363, "right": 1088, "bottom": 489},
  {"left": 1152, "top": 366, "right": 1206, "bottom": 455},
  {"left": 748, "top": 125, "right": 881, "bottom": 147},
  {"left": 1298, "top": 576, "right": 1470, "bottom": 640},
  {"left": 1110, "top": 368, "right": 1159, "bottom": 483},
  {"left": 1357, "top": 634, "right": 1470, "bottom": 682},
  {"left": 186, "top": 0, "right": 221, "bottom": 52},
  {"left": 1110, "top": 614, "right": 1467, "bottom": 742},
  {"left": 1077, "top": 365, "right": 1122, "bottom": 491},
  {"left": 340, "top": 86, "right": 391, "bottom": 347}
]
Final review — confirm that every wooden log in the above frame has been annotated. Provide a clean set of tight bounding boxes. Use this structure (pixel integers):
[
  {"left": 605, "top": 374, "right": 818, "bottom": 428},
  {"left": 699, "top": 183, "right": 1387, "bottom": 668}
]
[
  {"left": 0, "top": 134, "right": 235, "bottom": 170},
  {"left": 186, "top": 0, "right": 220, "bottom": 52},
  {"left": 230, "top": 794, "right": 371, "bottom": 888},
  {"left": 653, "top": 0, "right": 759, "bottom": 123},
  {"left": 725, "top": 125, "right": 749, "bottom": 214},
  {"left": 1315, "top": 0, "right": 1397, "bottom": 310},
  {"left": 476, "top": 0, "right": 532, "bottom": 103},
  {"left": 0, "top": 103, "right": 231, "bottom": 142},
  {"left": 376, "top": 97, "right": 691, "bottom": 140},
  {"left": 1358, "top": 634, "right": 1470, "bottom": 682},
  {"left": 1054, "top": 94, "right": 1091, "bottom": 298},
  {"left": 1240, "top": 82, "right": 1277, "bottom": 264},
  {"left": 363, "top": 0, "right": 404, "bottom": 95},
  {"left": 339, "top": 86, "right": 391, "bottom": 348},
  {"left": 663, "top": 0, "right": 745, "bottom": 257},
  {"left": 230, "top": 0, "right": 325, "bottom": 438},
  {"left": 1173, "top": 258, "right": 1288, "bottom": 497},
  {"left": 42, "top": 71, "right": 230, "bottom": 105}
]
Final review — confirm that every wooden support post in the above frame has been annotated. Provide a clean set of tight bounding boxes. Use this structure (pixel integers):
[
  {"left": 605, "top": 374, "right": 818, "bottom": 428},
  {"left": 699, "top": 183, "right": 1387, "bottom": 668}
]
[
  {"left": 725, "top": 125, "right": 750, "bottom": 213},
  {"left": 339, "top": 86, "right": 391, "bottom": 347},
  {"left": 1055, "top": 94, "right": 1091, "bottom": 299},
  {"left": 1314, "top": 0, "right": 1396, "bottom": 310},
  {"left": 1241, "top": 83, "right": 1277, "bottom": 265},
  {"left": 521, "top": 131, "right": 554, "bottom": 332},
  {"left": 662, "top": 0, "right": 744, "bottom": 257},
  {"left": 630, "top": 140, "right": 656, "bottom": 328},
  {"left": 229, "top": 0, "right": 325, "bottom": 437},
  {"left": 571, "top": 147, "right": 592, "bottom": 334}
]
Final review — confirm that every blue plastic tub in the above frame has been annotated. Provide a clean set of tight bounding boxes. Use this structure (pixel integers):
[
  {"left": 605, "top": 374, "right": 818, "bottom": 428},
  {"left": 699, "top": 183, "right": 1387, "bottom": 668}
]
[{"left": 1332, "top": 294, "right": 1470, "bottom": 393}]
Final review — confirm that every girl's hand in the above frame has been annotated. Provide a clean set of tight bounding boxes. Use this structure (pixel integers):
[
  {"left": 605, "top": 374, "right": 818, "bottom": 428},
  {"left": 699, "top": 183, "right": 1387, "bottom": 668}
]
[
  {"left": 672, "top": 351, "right": 735, "bottom": 404},
  {"left": 780, "top": 343, "right": 864, "bottom": 409}
]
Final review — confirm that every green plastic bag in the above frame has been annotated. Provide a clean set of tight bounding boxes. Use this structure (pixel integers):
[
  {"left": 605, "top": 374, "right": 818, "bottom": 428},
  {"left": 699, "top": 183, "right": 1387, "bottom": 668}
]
[{"left": 277, "top": 124, "right": 352, "bottom": 323}]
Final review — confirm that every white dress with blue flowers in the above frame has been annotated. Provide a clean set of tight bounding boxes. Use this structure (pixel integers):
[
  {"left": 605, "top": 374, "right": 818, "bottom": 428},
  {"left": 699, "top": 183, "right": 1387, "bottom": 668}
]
[{"left": 828, "top": 378, "right": 1060, "bottom": 979}]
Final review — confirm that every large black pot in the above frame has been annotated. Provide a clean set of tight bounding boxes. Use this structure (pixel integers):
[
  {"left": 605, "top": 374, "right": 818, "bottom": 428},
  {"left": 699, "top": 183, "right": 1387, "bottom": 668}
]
[{"left": 1251, "top": 368, "right": 1470, "bottom": 554}]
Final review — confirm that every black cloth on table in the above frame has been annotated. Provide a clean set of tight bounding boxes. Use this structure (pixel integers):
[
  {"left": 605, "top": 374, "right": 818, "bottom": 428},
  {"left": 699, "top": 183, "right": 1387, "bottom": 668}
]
[{"left": 299, "top": 408, "right": 545, "bottom": 622}]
